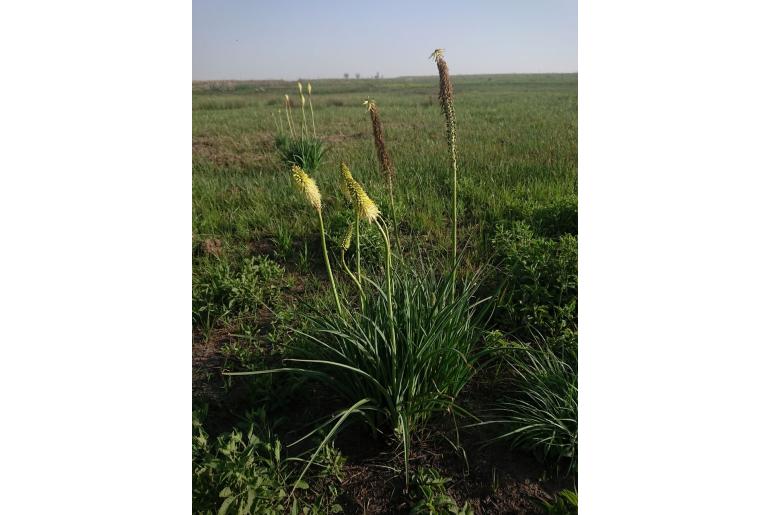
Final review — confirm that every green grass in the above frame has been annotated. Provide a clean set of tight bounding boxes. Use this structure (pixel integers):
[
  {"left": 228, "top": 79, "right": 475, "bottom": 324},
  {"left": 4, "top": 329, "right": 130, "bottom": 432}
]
[{"left": 193, "top": 74, "right": 576, "bottom": 258}]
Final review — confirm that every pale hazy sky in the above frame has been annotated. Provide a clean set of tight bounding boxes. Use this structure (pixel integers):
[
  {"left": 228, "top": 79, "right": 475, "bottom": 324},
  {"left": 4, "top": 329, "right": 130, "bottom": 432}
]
[{"left": 193, "top": 0, "right": 577, "bottom": 80}]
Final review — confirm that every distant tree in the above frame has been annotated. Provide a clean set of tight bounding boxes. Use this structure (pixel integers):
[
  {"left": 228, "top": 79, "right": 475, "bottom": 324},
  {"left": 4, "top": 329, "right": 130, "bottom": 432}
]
[
  {"left": 344, "top": 73, "right": 349, "bottom": 79},
  {"left": 375, "top": 72, "right": 380, "bottom": 79},
  {"left": 355, "top": 73, "right": 360, "bottom": 79}
]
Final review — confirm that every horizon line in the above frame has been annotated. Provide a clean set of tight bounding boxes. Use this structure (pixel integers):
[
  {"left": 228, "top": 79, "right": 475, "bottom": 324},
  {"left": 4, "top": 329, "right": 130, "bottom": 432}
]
[{"left": 192, "top": 71, "right": 578, "bottom": 83}]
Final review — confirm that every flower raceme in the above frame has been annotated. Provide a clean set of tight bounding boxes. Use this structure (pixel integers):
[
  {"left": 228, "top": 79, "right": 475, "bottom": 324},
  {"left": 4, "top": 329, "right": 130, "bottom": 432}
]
[
  {"left": 291, "top": 164, "right": 322, "bottom": 212},
  {"left": 341, "top": 223, "right": 354, "bottom": 251},
  {"left": 340, "top": 162, "right": 380, "bottom": 223}
]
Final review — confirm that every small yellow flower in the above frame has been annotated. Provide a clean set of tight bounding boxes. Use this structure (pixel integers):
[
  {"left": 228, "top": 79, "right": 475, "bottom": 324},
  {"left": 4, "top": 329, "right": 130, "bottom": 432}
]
[
  {"left": 340, "top": 163, "right": 380, "bottom": 223},
  {"left": 291, "top": 164, "right": 322, "bottom": 212}
]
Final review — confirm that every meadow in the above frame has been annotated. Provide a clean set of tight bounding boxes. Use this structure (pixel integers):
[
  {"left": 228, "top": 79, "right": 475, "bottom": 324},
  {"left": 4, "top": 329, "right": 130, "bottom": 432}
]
[{"left": 193, "top": 71, "right": 577, "bottom": 514}]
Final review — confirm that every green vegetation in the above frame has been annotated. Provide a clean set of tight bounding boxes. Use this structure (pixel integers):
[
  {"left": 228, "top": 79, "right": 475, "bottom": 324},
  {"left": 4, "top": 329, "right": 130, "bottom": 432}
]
[
  {"left": 408, "top": 466, "right": 474, "bottom": 514},
  {"left": 193, "top": 408, "right": 344, "bottom": 514},
  {"left": 542, "top": 489, "right": 578, "bottom": 515},
  {"left": 493, "top": 221, "right": 578, "bottom": 339},
  {"left": 193, "top": 72, "right": 577, "bottom": 512},
  {"left": 480, "top": 333, "right": 578, "bottom": 473}
]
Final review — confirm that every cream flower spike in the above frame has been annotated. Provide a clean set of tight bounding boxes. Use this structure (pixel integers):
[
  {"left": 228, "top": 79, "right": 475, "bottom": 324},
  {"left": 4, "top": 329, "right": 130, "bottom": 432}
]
[
  {"left": 291, "top": 165, "right": 322, "bottom": 212},
  {"left": 340, "top": 163, "right": 380, "bottom": 223}
]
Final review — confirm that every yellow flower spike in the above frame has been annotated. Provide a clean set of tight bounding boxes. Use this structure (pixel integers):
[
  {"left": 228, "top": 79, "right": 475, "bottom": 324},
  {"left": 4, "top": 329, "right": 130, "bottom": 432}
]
[
  {"left": 291, "top": 164, "right": 322, "bottom": 212},
  {"left": 297, "top": 82, "right": 303, "bottom": 94},
  {"left": 284, "top": 94, "right": 290, "bottom": 105},
  {"left": 301, "top": 94, "right": 306, "bottom": 107},
  {"left": 307, "top": 82, "right": 312, "bottom": 95},
  {"left": 340, "top": 163, "right": 380, "bottom": 223},
  {"left": 430, "top": 48, "right": 445, "bottom": 61},
  {"left": 341, "top": 223, "right": 353, "bottom": 251}
]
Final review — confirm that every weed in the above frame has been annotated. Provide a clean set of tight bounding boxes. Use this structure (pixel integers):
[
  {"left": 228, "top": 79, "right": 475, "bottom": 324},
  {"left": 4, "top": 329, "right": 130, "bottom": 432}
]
[
  {"left": 193, "top": 409, "right": 344, "bottom": 514},
  {"left": 408, "top": 466, "right": 473, "bottom": 515},
  {"left": 271, "top": 223, "right": 294, "bottom": 261},
  {"left": 493, "top": 222, "right": 577, "bottom": 339},
  {"left": 192, "top": 255, "right": 285, "bottom": 337}
]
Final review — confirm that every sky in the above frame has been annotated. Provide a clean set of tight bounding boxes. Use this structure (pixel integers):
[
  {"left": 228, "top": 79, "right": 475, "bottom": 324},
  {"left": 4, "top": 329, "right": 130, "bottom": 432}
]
[{"left": 193, "top": 0, "right": 577, "bottom": 80}]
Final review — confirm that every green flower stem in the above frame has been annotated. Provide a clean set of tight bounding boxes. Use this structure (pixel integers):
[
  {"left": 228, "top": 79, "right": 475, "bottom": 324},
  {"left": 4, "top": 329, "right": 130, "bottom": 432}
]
[
  {"left": 301, "top": 102, "right": 308, "bottom": 138},
  {"left": 388, "top": 177, "right": 402, "bottom": 251},
  {"left": 355, "top": 216, "right": 362, "bottom": 284},
  {"left": 341, "top": 248, "right": 365, "bottom": 309},
  {"left": 309, "top": 96, "right": 317, "bottom": 138},
  {"left": 375, "top": 218, "right": 396, "bottom": 352},
  {"left": 317, "top": 209, "right": 342, "bottom": 314},
  {"left": 451, "top": 147, "right": 457, "bottom": 299}
]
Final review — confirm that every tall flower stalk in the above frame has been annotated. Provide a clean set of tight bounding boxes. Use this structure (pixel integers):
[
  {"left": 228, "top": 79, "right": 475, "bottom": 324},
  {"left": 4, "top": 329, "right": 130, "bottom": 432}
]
[
  {"left": 364, "top": 98, "right": 401, "bottom": 249},
  {"left": 284, "top": 94, "right": 296, "bottom": 138},
  {"left": 340, "top": 163, "right": 394, "bottom": 348},
  {"left": 298, "top": 82, "right": 308, "bottom": 138},
  {"left": 307, "top": 82, "right": 317, "bottom": 138},
  {"left": 431, "top": 48, "right": 458, "bottom": 296},
  {"left": 340, "top": 223, "right": 365, "bottom": 308},
  {"left": 292, "top": 164, "right": 341, "bottom": 314}
]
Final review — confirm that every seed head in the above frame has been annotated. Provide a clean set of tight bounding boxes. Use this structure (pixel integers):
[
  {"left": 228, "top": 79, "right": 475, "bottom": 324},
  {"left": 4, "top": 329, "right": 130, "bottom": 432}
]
[
  {"left": 297, "top": 82, "right": 303, "bottom": 94},
  {"left": 431, "top": 49, "right": 456, "bottom": 157},
  {"left": 284, "top": 94, "right": 290, "bottom": 106},
  {"left": 340, "top": 162, "right": 380, "bottom": 223},
  {"left": 301, "top": 94, "right": 306, "bottom": 106},
  {"left": 291, "top": 164, "right": 322, "bottom": 212},
  {"left": 364, "top": 98, "right": 394, "bottom": 181},
  {"left": 307, "top": 82, "right": 312, "bottom": 95}
]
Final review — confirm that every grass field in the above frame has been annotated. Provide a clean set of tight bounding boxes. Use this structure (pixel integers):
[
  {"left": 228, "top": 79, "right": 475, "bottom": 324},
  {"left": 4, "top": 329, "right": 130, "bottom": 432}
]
[{"left": 193, "top": 73, "right": 577, "bottom": 514}]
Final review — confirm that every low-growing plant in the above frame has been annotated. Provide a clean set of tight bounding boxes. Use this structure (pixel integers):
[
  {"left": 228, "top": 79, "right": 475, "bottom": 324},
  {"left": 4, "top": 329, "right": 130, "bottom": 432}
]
[
  {"left": 541, "top": 489, "right": 578, "bottom": 515},
  {"left": 193, "top": 409, "right": 344, "bottom": 514},
  {"left": 493, "top": 221, "right": 577, "bottom": 339},
  {"left": 192, "top": 255, "right": 285, "bottom": 337},
  {"left": 408, "top": 466, "right": 473, "bottom": 515},
  {"left": 275, "top": 134, "right": 327, "bottom": 172},
  {"left": 476, "top": 339, "right": 577, "bottom": 474}
]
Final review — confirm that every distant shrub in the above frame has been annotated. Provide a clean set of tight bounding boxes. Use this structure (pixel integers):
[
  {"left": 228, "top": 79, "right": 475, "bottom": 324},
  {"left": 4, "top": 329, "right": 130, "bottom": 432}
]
[
  {"left": 493, "top": 222, "right": 577, "bottom": 338},
  {"left": 192, "top": 255, "right": 284, "bottom": 336},
  {"left": 193, "top": 409, "right": 344, "bottom": 514},
  {"left": 530, "top": 196, "right": 577, "bottom": 237}
]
